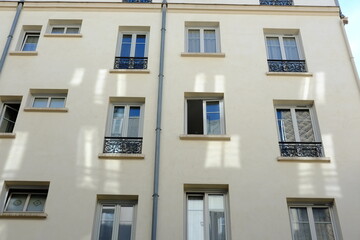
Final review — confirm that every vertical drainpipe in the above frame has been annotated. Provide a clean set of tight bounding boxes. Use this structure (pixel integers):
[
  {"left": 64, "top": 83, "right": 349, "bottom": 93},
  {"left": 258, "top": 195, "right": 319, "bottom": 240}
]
[
  {"left": 0, "top": 0, "right": 24, "bottom": 74},
  {"left": 151, "top": 0, "right": 167, "bottom": 240}
]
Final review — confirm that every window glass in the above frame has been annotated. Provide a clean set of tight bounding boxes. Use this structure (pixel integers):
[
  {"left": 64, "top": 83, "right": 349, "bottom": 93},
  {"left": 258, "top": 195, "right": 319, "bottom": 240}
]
[
  {"left": 187, "top": 196, "right": 204, "bottom": 240},
  {"left": 127, "top": 107, "right": 141, "bottom": 137},
  {"left": 49, "top": 98, "right": 65, "bottom": 108},
  {"left": 290, "top": 207, "right": 312, "bottom": 240},
  {"left": 51, "top": 27, "right": 65, "bottom": 34},
  {"left": 313, "top": 208, "right": 335, "bottom": 240},
  {"left": 188, "top": 30, "right": 200, "bottom": 53},
  {"left": 206, "top": 101, "right": 221, "bottom": 135},
  {"left": 283, "top": 37, "right": 300, "bottom": 60},
  {"left": 118, "top": 206, "right": 134, "bottom": 240},
  {"left": 204, "top": 30, "right": 216, "bottom": 53},
  {"left": 135, "top": 35, "right": 146, "bottom": 57},
  {"left": 26, "top": 194, "right": 46, "bottom": 212},
  {"left": 99, "top": 205, "right": 115, "bottom": 240},
  {"left": 266, "top": 37, "right": 282, "bottom": 60},
  {"left": 208, "top": 195, "right": 226, "bottom": 240},
  {"left": 295, "top": 109, "right": 315, "bottom": 142},
  {"left": 5, "top": 194, "right": 27, "bottom": 212},
  {"left": 0, "top": 103, "right": 20, "bottom": 133},
  {"left": 276, "top": 109, "right": 295, "bottom": 142},
  {"left": 112, "top": 106, "right": 125, "bottom": 137},
  {"left": 33, "top": 98, "right": 48, "bottom": 108},
  {"left": 121, "top": 35, "right": 132, "bottom": 57},
  {"left": 66, "top": 27, "right": 80, "bottom": 34},
  {"left": 22, "top": 33, "right": 40, "bottom": 51}
]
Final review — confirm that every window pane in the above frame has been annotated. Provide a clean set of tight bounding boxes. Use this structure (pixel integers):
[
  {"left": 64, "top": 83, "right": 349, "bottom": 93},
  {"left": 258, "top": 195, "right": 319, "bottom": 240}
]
[
  {"left": 187, "top": 100, "right": 204, "bottom": 134},
  {"left": 295, "top": 109, "right": 315, "bottom": 142},
  {"left": 127, "top": 107, "right": 141, "bottom": 137},
  {"left": 313, "top": 208, "right": 335, "bottom": 240},
  {"left": 66, "top": 27, "right": 80, "bottom": 34},
  {"left": 0, "top": 104, "right": 20, "bottom": 133},
  {"left": 290, "top": 207, "right": 312, "bottom": 240},
  {"left": 99, "top": 206, "right": 115, "bottom": 240},
  {"left": 22, "top": 34, "right": 39, "bottom": 51},
  {"left": 118, "top": 206, "right": 133, "bottom": 240},
  {"left": 276, "top": 109, "right": 295, "bottom": 142},
  {"left": 204, "top": 30, "right": 216, "bottom": 53},
  {"left": 5, "top": 194, "right": 27, "bottom": 212},
  {"left": 283, "top": 37, "right": 300, "bottom": 60},
  {"left": 120, "top": 35, "right": 132, "bottom": 57},
  {"left": 49, "top": 98, "right": 65, "bottom": 108},
  {"left": 188, "top": 196, "right": 204, "bottom": 240},
  {"left": 206, "top": 101, "right": 221, "bottom": 135},
  {"left": 266, "top": 37, "right": 282, "bottom": 60},
  {"left": 33, "top": 98, "right": 48, "bottom": 108},
  {"left": 188, "top": 30, "right": 200, "bottom": 53},
  {"left": 135, "top": 35, "right": 146, "bottom": 57},
  {"left": 208, "top": 195, "right": 226, "bottom": 240},
  {"left": 112, "top": 107, "right": 125, "bottom": 137},
  {"left": 51, "top": 27, "right": 65, "bottom": 34},
  {"left": 26, "top": 194, "right": 46, "bottom": 212}
]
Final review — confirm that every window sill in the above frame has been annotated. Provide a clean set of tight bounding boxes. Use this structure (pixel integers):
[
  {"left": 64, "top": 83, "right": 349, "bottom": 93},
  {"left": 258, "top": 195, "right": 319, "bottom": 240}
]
[
  {"left": 277, "top": 156, "right": 330, "bottom": 163},
  {"left": 24, "top": 107, "right": 68, "bottom": 112},
  {"left": 266, "top": 72, "right": 313, "bottom": 77},
  {"left": 0, "top": 212, "right": 47, "bottom": 218},
  {"left": 9, "top": 51, "right": 38, "bottom": 56},
  {"left": 44, "top": 33, "right": 83, "bottom": 38},
  {"left": 181, "top": 52, "right": 225, "bottom": 58},
  {"left": 109, "top": 69, "right": 150, "bottom": 74},
  {"left": 179, "top": 134, "right": 230, "bottom": 141},
  {"left": 0, "top": 133, "right": 16, "bottom": 138},
  {"left": 98, "top": 153, "right": 145, "bottom": 160}
]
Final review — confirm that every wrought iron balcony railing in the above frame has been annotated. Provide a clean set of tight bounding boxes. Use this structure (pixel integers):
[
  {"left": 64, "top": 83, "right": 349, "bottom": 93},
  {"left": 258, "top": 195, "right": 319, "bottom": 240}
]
[
  {"left": 268, "top": 60, "right": 307, "bottom": 72},
  {"left": 260, "top": 0, "right": 293, "bottom": 6},
  {"left": 114, "top": 57, "right": 148, "bottom": 69},
  {"left": 279, "top": 142, "right": 324, "bottom": 157},
  {"left": 104, "top": 137, "right": 143, "bottom": 154},
  {"left": 123, "top": 0, "right": 152, "bottom": 2}
]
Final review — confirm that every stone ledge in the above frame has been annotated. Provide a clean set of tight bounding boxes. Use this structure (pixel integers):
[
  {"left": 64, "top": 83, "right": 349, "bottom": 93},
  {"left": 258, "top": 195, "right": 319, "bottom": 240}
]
[
  {"left": 181, "top": 52, "right": 225, "bottom": 58},
  {"left": 0, "top": 212, "right": 47, "bottom": 218},
  {"left": 277, "top": 156, "right": 331, "bottom": 163},
  {"left": 109, "top": 69, "right": 150, "bottom": 74},
  {"left": 0, "top": 133, "right": 16, "bottom": 138},
  {"left": 24, "top": 107, "right": 68, "bottom": 112},
  {"left": 179, "top": 134, "right": 231, "bottom": 141},
  {"left": 98, "top": 153, "right": 145, "bottom": 160},
  {"left": 266, "top": 72, "right": 313, "bottom": 77},
  {"left": 44, "top": 33, "right": 83, "bottom": 38},
  {"left": 9, "top": 51, "right": 38, "bottom": 56}
]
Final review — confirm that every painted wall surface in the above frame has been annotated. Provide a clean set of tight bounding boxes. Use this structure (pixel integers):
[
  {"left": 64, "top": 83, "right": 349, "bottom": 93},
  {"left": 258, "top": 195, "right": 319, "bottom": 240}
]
[{"left": 0, "top": 2, "right": 359, "bottom": 240}]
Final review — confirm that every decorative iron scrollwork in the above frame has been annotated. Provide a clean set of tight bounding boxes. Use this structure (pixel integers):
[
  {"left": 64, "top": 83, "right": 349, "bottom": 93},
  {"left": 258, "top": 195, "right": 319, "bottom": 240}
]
[
  {"left": 114, "top": 57, "right": 148, "bottom": 69},
  {"left": 260, "top": 0, "right": 293, "bottom": 6},
  {"left": 123, "top": 0, "right": 152, "bottom": 2},
  {"left": 104, "top": 137, "right": 143, "bottom": 154},
  {"left": 268, "top": 60, "right": 307, "bottom": 72},
  {"left": 279, "top": 142, "right": 324, "bottom": 157}
]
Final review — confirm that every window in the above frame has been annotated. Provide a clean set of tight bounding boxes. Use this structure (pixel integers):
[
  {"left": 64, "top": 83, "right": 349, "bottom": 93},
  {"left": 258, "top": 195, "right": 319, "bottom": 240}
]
[
  {"left": 260, "top": 0, "right": 293, "bottom": 6},
  {"left": 32, "top": 95, "right": 66, "bottom": 108},
  {"left": 0, "top": 102, "right": 20, "bottom": 133},
  {"left": 93, "top": 199, "right": 137, "bottom": 240},
  {"left": 186, "top": 192, "right": 229, "bottom": 240},
  {"left": 104, "top": 102, "right": 144, "bottom": 154},
  {"left": 47, "top": 20, "right": 82, "bottom": 35},
  {"left": 186, "top": 23, "right": 220, "bottom": 53},
  {"left": 51, "top": 26, "right": 80, "bottom": 34},
  {"left": 114, "top": 29, "right": 149, "bottom": 69},
  {"left": 265, "top": 33, "right": 306, "bottom": 72},
  {"left": 1, "top": 183, "right": 49, "bottom": 214},
  {"left": 275, "top": 103, "right": 324, "bottom": 157},
  {"left": 186, "top": 97, "right": 225, "bottom": 135},
  {"left": 288, "top": 202, "right": 340, "bottom": 240},
  {"left": 21, "top": 32, "right": 40, "bottom": 51}
]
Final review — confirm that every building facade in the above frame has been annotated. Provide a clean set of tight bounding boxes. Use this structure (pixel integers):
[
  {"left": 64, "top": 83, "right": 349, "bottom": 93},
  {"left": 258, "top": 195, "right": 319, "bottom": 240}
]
[{"left": 0, "top": 0, "right": 359, "bottom": 239}]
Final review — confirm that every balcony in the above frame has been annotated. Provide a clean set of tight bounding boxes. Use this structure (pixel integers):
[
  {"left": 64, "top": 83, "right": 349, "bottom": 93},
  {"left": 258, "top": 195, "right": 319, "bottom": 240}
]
[
  {"left": 260, "top": 0, "right": 293, "bottom": 5},
  {"left": 114, "top": 57, "right": 148, "bottom": 69},
  {"left": 104, "top": 137, "right": 143, "bottom": 154},
  {"left": 123, "top": 0, "right": 152, "bottom": 2},
  {"left": 279, "top": 142, "right": 324, "bottom": 157},
  {"left": 268, "top": 60, "right": 307, "bottom": 72}
]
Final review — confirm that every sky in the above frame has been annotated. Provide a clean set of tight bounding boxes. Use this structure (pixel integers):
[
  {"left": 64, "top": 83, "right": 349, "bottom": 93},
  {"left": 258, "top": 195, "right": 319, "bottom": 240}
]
[{"left": 340, "top": 0, "right": 360, "bottom": 74}]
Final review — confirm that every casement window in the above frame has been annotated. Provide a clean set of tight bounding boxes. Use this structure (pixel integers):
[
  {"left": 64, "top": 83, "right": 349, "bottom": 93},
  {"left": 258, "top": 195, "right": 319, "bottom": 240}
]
[
  {"left": 186, "top": 27, "right": 219, "bottom": 53},
  {"left": 114, "top": 31, "right": 149, "bottom": 69},
  {"left": 265, "top": 33, "right": 306, "bottom": 72},
  {"left": 32, "top": 95, "right": 66, "bottom": 108},
  {"left": 275, "top": 104, "right": 324, "bottom": 157},
  {"left": 93, "top": 200, "right": 137, "bottom": 240},
  {"left": 288, "top": 204, "right": 339, "bottom": 240},
  {"left": 51, "top": 25, "right": 80, "bottom": 34},
  {"left": 260, "top": 0, "right": 293, "bottom": 6},
  {"left": 186, "top": 192, "right": 229, "bottom": 240},
  {"left": 0, "top": 102, "right": 20, "bottom": 133},
  {"left": 21, "top": 32, "right": 40, "bottom": 51},
  {"left": 103, "top": 103, "right": 144, "bottom": 154},
  {"left": 186, "top": 99, "right": 225, "bottom": 135}
]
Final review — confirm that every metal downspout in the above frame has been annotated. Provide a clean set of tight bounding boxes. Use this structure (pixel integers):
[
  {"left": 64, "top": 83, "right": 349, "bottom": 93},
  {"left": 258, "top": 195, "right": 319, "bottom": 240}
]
[
  {"left": 0, "top": 0, "right": 24, "bottom": 74},
  {"left": 151, "top": 1, "right": 167, "bottom": 240}
]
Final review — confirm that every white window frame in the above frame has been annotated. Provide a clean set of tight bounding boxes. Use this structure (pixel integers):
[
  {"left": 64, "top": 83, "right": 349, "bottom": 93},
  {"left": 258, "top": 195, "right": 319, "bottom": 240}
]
[
  {"left": 31, "top": 94, "right": 67, "bottom": 109},
  {"left": 185, "top": 98, "right": 225, "bottom": 135},
  {"left": 0, "top": 102, "right": 20, "bottom": 133},
  {"left": 186, "top": 27, "right": 220, "bottom": 53},
  {"left": 275, "top": 105, "right": 321, "bottom": 143},
  {"left": 50, "top": 25, "right": 81, "bottom": 34},
  {"left": 265, "top": 34, "right": 304, "bottom": 60},
  {"left": 106, "top": 103, "right": 144, "bottom": 138},
  {"left": 186, "top": 191, "right": 230, "bottom": 240},
  {"left": 288, "top": 204, "right": 340, "bottom": 240},
  {"left": 21, "top": 31, "right": 40, "bottom": 51},
  {"left": 93, "top": 200, "right": 137, "bottom": 240},
  {"left": 116, "top": 32, "right": 149, "bottom": 58}
]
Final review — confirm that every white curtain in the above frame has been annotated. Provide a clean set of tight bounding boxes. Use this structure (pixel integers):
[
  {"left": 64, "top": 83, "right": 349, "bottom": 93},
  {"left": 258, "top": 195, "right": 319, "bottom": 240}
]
[
  {"left": 266, "top": 37, "right": 282, "bottom": 60},
  {"left": 290, "top": 207, "right": 312, "bottom": 240},
  {"left": 112, "top": 107, "right": 125, "bottom": 137},
  {"left": 188, "top": 196, "right": 204, "bottom": 240},
  {"left": 283, "top": 37, "right": 300, "bottom": 60}
]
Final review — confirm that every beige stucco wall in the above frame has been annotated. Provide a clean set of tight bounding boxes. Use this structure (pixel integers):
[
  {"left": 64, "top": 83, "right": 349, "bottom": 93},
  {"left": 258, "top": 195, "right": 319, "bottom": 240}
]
[{"left": 0, "top": 2, "right": 359, "bottom": 240}]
